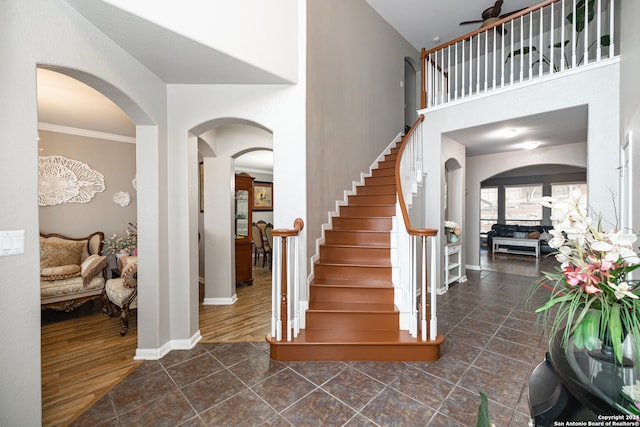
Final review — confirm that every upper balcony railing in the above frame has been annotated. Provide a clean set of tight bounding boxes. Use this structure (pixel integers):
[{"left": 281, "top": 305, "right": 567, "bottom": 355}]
[{"left": 421, "top": 0, "right": 617, "bottom": 109}]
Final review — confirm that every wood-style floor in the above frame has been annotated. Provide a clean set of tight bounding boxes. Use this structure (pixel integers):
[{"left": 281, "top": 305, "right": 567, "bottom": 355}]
[{"left": 41, "top": 265, "right": 273, "bottom": 427}]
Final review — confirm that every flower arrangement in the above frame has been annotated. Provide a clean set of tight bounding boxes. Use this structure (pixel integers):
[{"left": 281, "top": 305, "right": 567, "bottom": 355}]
[
  {"left": 445, "top": 220, "right": 461, "bottom": 243},
  {"left": 103, "top": 222, "right": 137, "bottom": 256},
  {"left": 528, "top": 190, "right": 640, "bottom": 364}
]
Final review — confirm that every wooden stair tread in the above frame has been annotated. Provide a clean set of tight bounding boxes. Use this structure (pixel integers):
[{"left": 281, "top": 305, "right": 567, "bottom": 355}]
[
  {"left": 311, "top": 278, "right": 393, "bottom": 287},
  {"left": 320, "top": 243, "right": 390, "bottom": 249},
  {"left": 316, "top": 259, "right": 391, "bottom": 267},
  {"left": 308, "top": 302, "right": 396, "bottom": 312},
  {"left": 272, "top": 330, "right": 444, "bottom": 345}
]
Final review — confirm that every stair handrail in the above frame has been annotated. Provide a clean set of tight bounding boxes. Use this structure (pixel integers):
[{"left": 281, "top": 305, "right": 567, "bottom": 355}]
[
  {"left": 421, "top": 0, "right": 616, "bottom": 108},
  {"left": 394, "top": 115, "right": 439, "bottom": 341},
  {"left": 271, "top": 218, "right": 304, "bottom": 342},
  {"left": 394, "top": 115, "right": 436, "bottom": 239}
]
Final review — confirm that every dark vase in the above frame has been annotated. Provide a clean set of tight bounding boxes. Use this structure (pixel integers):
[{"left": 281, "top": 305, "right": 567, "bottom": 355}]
[{"left": 587, "top": 325, "right": 634, "bottom": 367}]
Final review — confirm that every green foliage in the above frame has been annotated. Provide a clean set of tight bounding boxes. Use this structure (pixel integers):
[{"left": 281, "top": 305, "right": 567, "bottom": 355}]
[{"left": 477, "top": 392, "right": 492, "bottom": 427}]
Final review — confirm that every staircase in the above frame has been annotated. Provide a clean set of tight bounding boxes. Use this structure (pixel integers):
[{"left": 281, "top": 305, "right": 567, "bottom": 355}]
[{"left": 269, "top": 142, "right": 443, "bottom": 361}]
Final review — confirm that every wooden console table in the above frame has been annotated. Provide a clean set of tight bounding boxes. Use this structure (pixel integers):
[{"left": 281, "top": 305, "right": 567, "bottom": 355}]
[{"left": 492, "top": 237, "right": 540, "bottom": 258}]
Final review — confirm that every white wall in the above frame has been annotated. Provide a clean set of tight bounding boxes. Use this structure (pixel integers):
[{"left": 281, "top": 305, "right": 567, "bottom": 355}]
[
  {"left": 620, "top": 0, "right": 640, "bottom": 235},
  {"left": 306, "top": 0, "right": 420, "bottom": 271},
  {"left": 421, "top": 61, "right": 620, "bottom": 283},
  {"left": 166, "top": 71, "right": 307, "bottom": 338},
  {"left": 0, "top": 0, "right": 167, "bottom": 424},
  {"left": 95, "top": 0, "right": 298, "bottom": 83}
]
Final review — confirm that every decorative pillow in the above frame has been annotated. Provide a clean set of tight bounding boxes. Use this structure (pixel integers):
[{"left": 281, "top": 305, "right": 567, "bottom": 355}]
[
  {"left": 528, "top": 231, "right": 541, "bottom": 239},
  {"left": 513, "top": 231, "right": 529, "bottom": 239},
  {"left": 81, "top": 254, "right": 107, "bottom": 287},
  {"left": 41, "top": 264, "right": 82, "bottom": 281},
  {"left": 40, "top": 240, "right": 85, "bottom": 269},
  {"left": 121, "top": 261, "right": 138, "bottom": 288}
]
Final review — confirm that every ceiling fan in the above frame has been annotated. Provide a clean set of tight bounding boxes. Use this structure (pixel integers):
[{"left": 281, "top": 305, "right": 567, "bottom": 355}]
[{"left": 459, "top": 1, "right": 528, "bottom": 33}]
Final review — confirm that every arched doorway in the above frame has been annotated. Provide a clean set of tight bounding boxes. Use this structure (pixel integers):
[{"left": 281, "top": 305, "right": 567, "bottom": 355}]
[{"left": 193, "top": 121, "right": 273, "bottom": 341}]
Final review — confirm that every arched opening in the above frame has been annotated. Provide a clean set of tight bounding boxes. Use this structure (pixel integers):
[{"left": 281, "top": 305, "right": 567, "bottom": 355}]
[
  {"left": 36, "top": 65, "right": 155, "bottom": 425},
  {"left": 404, "top": 57, "right": 418, "bottom": 130},
  {"left": 480, "top": 164, "right": 587, "bottom": 274},
  {"left": 193, "top": 121, "right": 274, "bottom": 342}
]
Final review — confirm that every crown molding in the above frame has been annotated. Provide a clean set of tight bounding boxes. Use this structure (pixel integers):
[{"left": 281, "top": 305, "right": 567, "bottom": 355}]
[{"left": 38, "top": 122, "right": 136, "bottom": 144}]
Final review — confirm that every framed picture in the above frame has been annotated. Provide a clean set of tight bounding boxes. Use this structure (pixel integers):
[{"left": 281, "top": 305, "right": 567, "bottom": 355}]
[
  {"left": 253, "top": 181, "right": 273, "bottom": 211},
  {"left": 199, "top": 162, "right": 204, "bottom": 212}
]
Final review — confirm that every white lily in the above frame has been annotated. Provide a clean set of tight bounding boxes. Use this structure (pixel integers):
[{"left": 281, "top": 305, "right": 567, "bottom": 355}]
[{"left": 609, "top": 281, "right": 639, "bottom": 300}]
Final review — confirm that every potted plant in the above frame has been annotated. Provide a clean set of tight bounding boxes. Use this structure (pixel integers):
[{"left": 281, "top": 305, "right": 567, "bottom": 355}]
[
  {"left": 445, "top": 220, "right": 461, "bottom": 243},
  {"left": 528, "top": 190, "right": 640, "bottom": 365}
]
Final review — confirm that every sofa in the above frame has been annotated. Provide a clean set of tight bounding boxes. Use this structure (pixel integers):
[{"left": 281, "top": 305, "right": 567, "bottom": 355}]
[
  {"left": 486, "top": 224, "right": 554, "bottom": 254},
  {"left": 40, "top": 232, "right": 108, "bottom": 311}
]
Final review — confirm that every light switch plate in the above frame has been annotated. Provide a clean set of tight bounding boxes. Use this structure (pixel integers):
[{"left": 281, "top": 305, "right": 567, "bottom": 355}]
[{"left": 0, "top": 230, "right": 25, "bottom": 256}]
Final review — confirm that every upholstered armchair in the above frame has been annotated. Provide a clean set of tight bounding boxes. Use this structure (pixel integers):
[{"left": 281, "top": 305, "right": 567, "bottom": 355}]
[
  {"left": 40, "top": 232, "right": 108, "bottom": 311},
  {"left": 103, "top": 255, "right": 137, "bottom": 336}
]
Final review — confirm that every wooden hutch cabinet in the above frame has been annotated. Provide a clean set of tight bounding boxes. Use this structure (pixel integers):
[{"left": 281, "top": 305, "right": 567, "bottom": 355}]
[{"left": 235, "top": 173, "right": 254, "bottom": 286}]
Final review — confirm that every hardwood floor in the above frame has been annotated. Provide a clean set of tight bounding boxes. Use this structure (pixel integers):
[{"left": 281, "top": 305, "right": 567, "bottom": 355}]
[{"left": 41, "top": 266, "right": 273, "bottom": 426}]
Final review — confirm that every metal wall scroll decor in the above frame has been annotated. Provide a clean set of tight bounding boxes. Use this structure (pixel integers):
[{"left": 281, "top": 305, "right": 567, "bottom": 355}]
[{"left": 38, "top": 155, "right": 105, "bottom": 206}]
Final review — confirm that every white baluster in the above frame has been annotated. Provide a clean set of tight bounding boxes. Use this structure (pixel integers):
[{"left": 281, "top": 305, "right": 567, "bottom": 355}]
[
  {"left": 528, "top": 11, "right": 533, "bottom": 79},
  {"left": 454, "top": 42, "right": 459, "bottom": 99},
  {"left": 421, "top": 236, "right": 427, "bottom": 341},
  {"left": 596, "top": 0, "right": 602, "bottom": 60},
  {"left": 550, "top": 2, "right": 555, "bottom": 74},
  {"left": 539, "top": 8, "right": 544, "bottom": 77},
  {"left": 462, "top": 39, "right": 466, "bottom": 98},
  {"left": 609, "top": 0, "right": 615, "bottom": 56},
  {"left": 501, "top": 24, "right": 505, "bottom": 87},
  {"left": 447, "top": 45, "right": 451, "bottom": 103},
  {"left": 561, "top": 0, "right": 565, "bottom": 71},
  {"left": 519, "top": 16, "right": 524, "bottom": 82},
  {"left": 429, "top": 236, "right": 437, "bottom": 341},
  {"left": 572, "top": 0, "right": 577, "bottom": 68},
  {"left": 510, "top": 20, "right": 514, "bottom": 85},
  {"left": 492, "top": 27, "right": 497, "bottom": 89},
  {"left": 476, "top": 34, "right": 481, "bottom": 94},
  {"left": 584, "top": 0, "right": 589, "bottom": 66}
]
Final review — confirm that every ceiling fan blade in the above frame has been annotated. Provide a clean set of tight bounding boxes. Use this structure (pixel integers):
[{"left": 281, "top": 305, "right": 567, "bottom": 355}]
[
  {"left": 491, "top": 0, "right": 504, "bottom": 17},
  {"left": 499, "top": 7, "right": 529, "bottom": 19},
  {"left": 460, "top": 19, "right": 485, "bottom": 25}
]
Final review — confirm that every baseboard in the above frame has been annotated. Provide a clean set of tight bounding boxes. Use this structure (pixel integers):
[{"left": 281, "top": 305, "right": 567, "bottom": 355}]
[
  {"left": 466, "top": 264, "right": 481, "bottom": 271},
  {"left": 202, "top": 294, "right": 238, "bottom": 305},
  {"left": 134, "top": 330, "right": 202, "bottom": 360}
]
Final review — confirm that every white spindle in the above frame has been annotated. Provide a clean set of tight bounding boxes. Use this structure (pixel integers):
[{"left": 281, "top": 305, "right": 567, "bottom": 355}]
[
  {"left": 274, "top": 237, "right": 282, "bottom": 340},
  {"left": 510, "top": 20, "right": 514, "bottom": 85},
  {"left": 572, "top": 0, "right": 577, "bottom": 67},
  {"left": 610, "top": 0, "right": 615, "bottom": 55},
  {"left": 410, "top": 235, "right": 416, "bottom": 337},
  {"left": 484, "top": 32, "right": 488, "bottom": 92},
  {"left": 447, "top": 45, "right": 451, "bottom": 103},
  {"left": 519, "top": 16, "right": 524, "bottom": 82},
  {"left": 492, "top": 27, "right": 497, "bottom": 89},
  {"left": 596, "top": 0, "right": 602, "bottom": 60},
  {"left": 528, "top": 12, "right": 533, "bottom": 79},
  {"left": 476, "top": 34, "right": 481, "bottom": 94},
  {"left": 293, "top": 236, "right": 299, "bottom": 338},
  {"left": 561, "top": 0, "right": 565, "bottom": 71},
  {"left": 469, "top": 36, "right": 473, "bottom": 96},
  {"left": 454, "top": 42, "right": 459, "bottom": 99},
  {"left": 429, "top": 236, "right": 437, "bottom": 341},
  {"left": 550, "top": 2, "right": 555, "bottom": 73},
  {"left": 440, "top": 49, "right": 445, "bottom": 105},
  {"left": 421, "top": 236, "right": 427, "bottom": 341},
  {"left": 539, "top": 8, "right": 544, "bottom": 77},
  {"left": 287, "top": 237, "right": 292, "bottom": 341},
  {"left": 426, "top": 54, "right": 432, "bottom": 108},
  {"left": 501, "top": 24, "right": 505, "bottom": 87},
  {"left": 462, "top": 39, "right": 466, "bottom": 98},
  {"left": 584, "top": 0, "right": 589, "bottom": 66}
]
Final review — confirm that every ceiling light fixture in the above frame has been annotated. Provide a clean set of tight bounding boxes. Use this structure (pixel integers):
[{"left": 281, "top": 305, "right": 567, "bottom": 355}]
[
  {"left": 504, "top": 128, "right": 519, "bottom": 138},
  {"left": 522, "top": 141, "right": 540, "bottom": 150}
]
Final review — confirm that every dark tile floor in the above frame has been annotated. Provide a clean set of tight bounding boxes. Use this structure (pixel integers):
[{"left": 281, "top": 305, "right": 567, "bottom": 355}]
[{"left": 72, "top": 261, "right": 553, "bottom": 426}]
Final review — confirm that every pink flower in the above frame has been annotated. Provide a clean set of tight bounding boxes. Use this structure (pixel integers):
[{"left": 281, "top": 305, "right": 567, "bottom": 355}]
[{"left": 562, "top": 265, "right": 602, "bottom": 294}]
